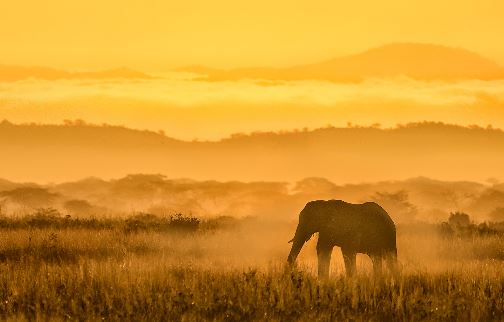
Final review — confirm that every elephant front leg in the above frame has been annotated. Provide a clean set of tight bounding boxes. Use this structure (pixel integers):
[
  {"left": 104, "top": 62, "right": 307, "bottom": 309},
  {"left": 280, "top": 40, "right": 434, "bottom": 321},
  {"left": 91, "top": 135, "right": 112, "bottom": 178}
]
[
  {"left": 342, "top": 248, "right": 356, "bottom": 277},
  {"left": 316, "top": 240, "right": 332, "bottom": 280}
]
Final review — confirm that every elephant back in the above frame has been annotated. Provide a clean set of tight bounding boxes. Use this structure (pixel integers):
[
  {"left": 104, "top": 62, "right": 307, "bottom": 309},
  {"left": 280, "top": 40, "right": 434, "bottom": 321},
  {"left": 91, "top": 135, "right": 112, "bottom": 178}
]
[{"left": 313, "top": 200, "right": 397, "bottom": 253}]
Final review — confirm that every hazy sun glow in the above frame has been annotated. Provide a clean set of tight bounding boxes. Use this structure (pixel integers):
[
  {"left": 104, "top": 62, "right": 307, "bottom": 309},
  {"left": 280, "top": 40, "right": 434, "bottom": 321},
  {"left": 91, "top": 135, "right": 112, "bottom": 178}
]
[{"left": 1, "top": 0, "right": 504, "bottom": 69}]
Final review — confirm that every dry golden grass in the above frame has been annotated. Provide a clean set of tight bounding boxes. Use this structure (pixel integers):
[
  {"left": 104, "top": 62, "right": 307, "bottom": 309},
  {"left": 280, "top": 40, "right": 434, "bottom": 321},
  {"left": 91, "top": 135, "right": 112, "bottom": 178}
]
[{"left": 0, "top": 221, "right": 503, "bottom": 320}]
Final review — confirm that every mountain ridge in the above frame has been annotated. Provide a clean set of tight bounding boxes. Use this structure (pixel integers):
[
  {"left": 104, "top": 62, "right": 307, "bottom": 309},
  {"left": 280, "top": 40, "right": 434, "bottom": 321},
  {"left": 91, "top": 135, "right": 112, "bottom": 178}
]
[
  {"left": 1, "top": 120, "right": 503, "bottom": 183},
  {"left": 178, "top": 43, "right": 504, "bottom": 82}
]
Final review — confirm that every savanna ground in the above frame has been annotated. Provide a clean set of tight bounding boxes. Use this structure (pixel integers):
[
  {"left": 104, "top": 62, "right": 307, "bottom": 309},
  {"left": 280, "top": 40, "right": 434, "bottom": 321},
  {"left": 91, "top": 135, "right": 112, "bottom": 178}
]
[{"left": 0, "top": 212, "right": 504, "bottom": 321}]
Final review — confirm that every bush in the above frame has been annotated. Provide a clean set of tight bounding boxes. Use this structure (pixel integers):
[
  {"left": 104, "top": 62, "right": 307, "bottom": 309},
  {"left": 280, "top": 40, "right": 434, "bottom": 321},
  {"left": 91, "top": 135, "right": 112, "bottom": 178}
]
[
  {"left": 167, "top": 213, "right": 200, "bottom": 233},
  {"left": 123, "top": 213, "right": 200, "bottom": 233},
  {"left": 439, "top": 212, "right": 504, "bottom": 238},
  {"left": 0, "top": 210, "right": 200, "bottom": 233},
  {"left": 448, "top": 212, "right": 470, "bottom": 227},
  {"left": 25, "top": 208, "right": 64, "bottom": 227}
]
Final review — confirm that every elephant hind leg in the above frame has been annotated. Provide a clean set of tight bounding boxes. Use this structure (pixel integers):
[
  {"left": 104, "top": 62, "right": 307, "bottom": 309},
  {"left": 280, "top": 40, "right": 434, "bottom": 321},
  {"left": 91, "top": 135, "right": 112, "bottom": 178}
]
[
  {"left": 342, "top": 248, "right": 356, "bottom": 277},
  {"left": 371, "top": 254, "right": 383, "bottom": 276},
  {"left": 385, "top": 249, "right": 399, "bottom": 275}
]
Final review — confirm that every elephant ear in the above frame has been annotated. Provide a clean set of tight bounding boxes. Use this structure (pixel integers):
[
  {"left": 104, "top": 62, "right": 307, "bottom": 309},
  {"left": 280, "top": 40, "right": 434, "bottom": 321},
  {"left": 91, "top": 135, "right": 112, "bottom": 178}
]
[{"left": 288, "top": 238, "right": 294, "bottom": 243}]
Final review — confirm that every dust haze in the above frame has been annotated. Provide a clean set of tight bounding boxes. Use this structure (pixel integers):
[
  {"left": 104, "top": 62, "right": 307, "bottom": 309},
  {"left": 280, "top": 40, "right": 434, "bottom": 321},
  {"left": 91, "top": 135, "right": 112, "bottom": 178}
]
[{"left": 2, "top": 173, "right": 504, "bottom": 271}]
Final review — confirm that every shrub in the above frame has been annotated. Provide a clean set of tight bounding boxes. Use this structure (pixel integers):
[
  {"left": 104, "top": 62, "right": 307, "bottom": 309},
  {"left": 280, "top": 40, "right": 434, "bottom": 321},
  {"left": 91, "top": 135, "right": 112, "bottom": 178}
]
[
  {"left": 26, "top": 208, "right": 65, "bottom": 227},
  {"left": 448, "top": 212, "right": 470, "bottom": 227},
  {"left": 439, "top": 212, "right": 504, "bottom": 238},
  {"left": 0, "top": 210, "right": 201, "bottom": 233},
  {"left": 124, "top": 213, "right": 167, "bottom": 233},
  {"left": 123, "top": 213, "right": 200, "bottom": 233},
  {"left": 168, "top": 213, "right": 200, "bottom": 233}
]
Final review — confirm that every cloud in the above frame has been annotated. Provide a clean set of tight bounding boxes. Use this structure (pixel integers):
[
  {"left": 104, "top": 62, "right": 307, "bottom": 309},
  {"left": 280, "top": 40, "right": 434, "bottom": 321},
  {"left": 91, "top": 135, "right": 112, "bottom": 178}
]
[{"left": 1, "top": 77, "right": 504, "bottom": 139}]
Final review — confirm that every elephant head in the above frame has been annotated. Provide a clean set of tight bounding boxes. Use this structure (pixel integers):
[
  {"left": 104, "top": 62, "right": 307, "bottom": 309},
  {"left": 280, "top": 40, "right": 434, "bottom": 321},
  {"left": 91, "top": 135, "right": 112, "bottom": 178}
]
[{"left": 287, "top": 203, "right": 322, "bottom": 264}]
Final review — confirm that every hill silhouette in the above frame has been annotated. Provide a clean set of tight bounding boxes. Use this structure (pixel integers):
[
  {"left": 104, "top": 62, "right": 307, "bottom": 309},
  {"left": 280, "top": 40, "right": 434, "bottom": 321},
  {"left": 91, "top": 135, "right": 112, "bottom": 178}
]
[
  {"left": 0, "top": 65, "right": 153, "bottom": 81},
  {"left": 1, "top": 120, "right": 504, "bottom": 183},
  {"left": 179, "top": 43, "right": 504, "bottom": 82}
]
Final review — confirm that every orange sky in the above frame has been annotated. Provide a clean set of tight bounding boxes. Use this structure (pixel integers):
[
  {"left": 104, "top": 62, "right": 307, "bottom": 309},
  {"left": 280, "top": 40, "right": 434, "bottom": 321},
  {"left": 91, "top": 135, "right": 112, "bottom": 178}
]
[{"left": 1, "top": 0, "right": 504, "bottom": 70}]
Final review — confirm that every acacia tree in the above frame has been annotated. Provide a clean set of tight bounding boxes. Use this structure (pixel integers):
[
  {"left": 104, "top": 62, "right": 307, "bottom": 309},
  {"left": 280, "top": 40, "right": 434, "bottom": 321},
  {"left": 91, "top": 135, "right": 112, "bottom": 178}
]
[
  {"left": 370, "top": 190, "right": 418, "bottom": 223},
  {"left": 0, "top": 187, "right": 59, "bottom": 209}
]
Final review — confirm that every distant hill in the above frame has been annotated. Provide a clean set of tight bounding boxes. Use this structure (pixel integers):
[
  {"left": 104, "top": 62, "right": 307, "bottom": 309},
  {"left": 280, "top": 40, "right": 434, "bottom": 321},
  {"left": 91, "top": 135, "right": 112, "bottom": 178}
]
[
  {"left": 179, "top": 43, "right": 504, "bottom": 82},
  {"left": 1, "top": 120, "right": 504, "bottom": 184},
  {"left": 0, "top": 178, "right": 22, "bottom": 191},
  {"left": 0, "top": 65, "right": 153, "bottom": 81}
]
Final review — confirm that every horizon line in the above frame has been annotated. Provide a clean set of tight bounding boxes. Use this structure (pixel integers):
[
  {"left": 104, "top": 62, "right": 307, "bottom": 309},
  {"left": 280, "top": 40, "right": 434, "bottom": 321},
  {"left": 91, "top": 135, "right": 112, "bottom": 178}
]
[{"left": 1, "top": 119, "right": 502, "bottom": 142}]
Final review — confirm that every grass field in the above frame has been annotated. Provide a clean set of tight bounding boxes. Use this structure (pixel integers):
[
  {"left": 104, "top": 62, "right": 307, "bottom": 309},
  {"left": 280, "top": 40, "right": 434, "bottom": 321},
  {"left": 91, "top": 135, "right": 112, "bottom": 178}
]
[{"left": 0, "top": 214, "right": 503, "bottom": 321}]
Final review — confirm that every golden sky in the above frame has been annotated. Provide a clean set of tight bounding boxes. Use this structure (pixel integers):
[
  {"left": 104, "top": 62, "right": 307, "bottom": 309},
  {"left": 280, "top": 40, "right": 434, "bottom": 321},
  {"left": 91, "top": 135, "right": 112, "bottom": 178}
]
[{"left": 1, "top": 0, "right": 504, "bottom": 70}]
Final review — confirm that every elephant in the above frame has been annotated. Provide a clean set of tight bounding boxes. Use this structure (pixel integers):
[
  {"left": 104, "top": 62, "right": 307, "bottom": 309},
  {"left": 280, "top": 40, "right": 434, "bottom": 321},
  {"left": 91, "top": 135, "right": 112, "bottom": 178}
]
[{"left": 287, "top": 200, "right": 397, "bottom": 278}]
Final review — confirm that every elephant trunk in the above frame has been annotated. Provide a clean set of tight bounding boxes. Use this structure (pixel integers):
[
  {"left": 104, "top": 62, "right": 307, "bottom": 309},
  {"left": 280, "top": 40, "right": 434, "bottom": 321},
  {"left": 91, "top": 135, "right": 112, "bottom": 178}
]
[{"left": 287, "top": 226, "right": 309, "bottom": 265}]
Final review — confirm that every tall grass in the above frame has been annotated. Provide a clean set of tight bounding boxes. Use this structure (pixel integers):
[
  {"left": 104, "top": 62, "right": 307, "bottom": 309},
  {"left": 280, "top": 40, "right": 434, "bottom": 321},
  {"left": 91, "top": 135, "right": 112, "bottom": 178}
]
[
  {"left": 1, "top": 260, "right": 504, "bottom": 320},
  {"left": 0, "top": 215, "right": 503, "bottom": 320}
]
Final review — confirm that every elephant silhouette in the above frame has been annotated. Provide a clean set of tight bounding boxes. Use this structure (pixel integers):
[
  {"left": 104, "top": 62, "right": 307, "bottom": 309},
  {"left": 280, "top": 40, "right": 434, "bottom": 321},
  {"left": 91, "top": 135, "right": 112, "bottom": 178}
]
[{"left": 287, "top": 200, "right": 397, "bottom": 278}]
